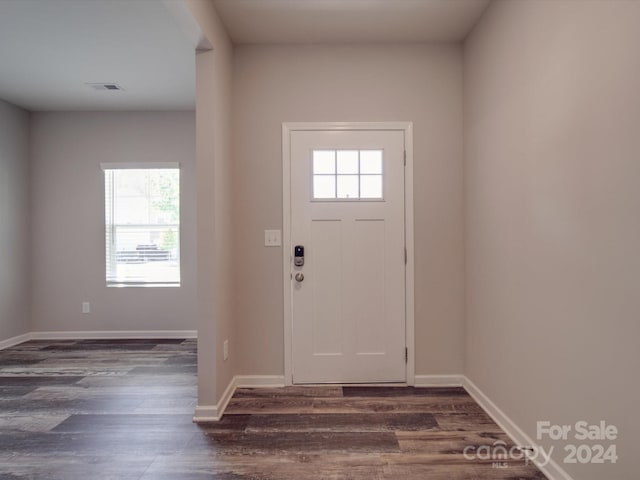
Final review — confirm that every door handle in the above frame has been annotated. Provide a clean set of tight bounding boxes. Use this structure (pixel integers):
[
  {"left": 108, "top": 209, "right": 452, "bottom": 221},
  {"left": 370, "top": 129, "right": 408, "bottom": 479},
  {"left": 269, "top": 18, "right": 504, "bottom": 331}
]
[{"left": 295, "top": 272, "right": 304, "bottom": 282}]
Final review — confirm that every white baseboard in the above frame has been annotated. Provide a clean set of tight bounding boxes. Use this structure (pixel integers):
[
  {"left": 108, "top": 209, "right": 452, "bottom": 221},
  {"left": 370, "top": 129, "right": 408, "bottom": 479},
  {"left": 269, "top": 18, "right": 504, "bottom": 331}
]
[
  {"left": 193, "top": 375, "right": 238, "bottom": 422},
  {"left": 29, "top": 330, "right": 197, "bottom": 340},
  {"left": 192, "top": 404, "right": 222, "bottom": 422},
  {"left": 235, "top": 375, "right": 286, "bottom": 388},
  {"left": 193, "top": 375, "right": 286, "bottom": 423},
  {"left": 414, "top": 374, "right": 465, "bottom": 387},
  {"left": 463, "top": 376, "right": 573, "bottom": 480},
  {"left": 0, "top": 332, "right": 31, "bottom": 351},
  {"left": 1, "top": 330, "right": 197, "bottom": 351}
]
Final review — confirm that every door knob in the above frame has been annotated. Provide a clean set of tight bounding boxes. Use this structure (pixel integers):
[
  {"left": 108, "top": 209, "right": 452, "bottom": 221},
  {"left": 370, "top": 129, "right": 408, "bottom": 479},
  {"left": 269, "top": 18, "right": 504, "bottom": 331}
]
[{"left": 295, "top": 272, "right": 304, "bottom": 282}]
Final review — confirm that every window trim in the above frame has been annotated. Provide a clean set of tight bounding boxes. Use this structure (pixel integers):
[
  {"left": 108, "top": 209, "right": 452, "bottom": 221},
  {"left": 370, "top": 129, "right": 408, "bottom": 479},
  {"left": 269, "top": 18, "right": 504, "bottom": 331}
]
[
  {"left": 102, "top": 163, "right": 181, "bottom": 288},
  {"left": 309, "top": 149, "right": 386, "bottom": 202},
  {"left": 100, "top": 162, "right": 179, "bottom": 170}
]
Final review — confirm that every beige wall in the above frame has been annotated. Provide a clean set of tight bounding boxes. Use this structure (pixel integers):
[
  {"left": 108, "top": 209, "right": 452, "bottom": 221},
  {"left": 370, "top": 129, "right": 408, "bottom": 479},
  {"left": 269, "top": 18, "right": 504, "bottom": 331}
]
[
  {"left": 464, "top": 1, "right": 640, "bottom": 478},
  {"left": 232, "top": 44, "right": 465, "bottom": 377},
  {"left": 187, "top": 0, "right": 235, "bottom": 408},
  {"left": 29, "top": 112, "right": 197, "bottom": 333},
  {"left": 0, "top": 100, "right": 30, "bottom": 342}
]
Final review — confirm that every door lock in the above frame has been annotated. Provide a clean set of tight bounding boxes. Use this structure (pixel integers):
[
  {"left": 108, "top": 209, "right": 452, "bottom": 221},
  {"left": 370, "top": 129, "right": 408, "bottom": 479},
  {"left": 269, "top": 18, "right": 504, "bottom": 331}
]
[
  {"left": 295, "top": 272, "right": 304, "bottom": 282},
  {"left": 294, "top": 245, "right": 304, "bottom": 267}
]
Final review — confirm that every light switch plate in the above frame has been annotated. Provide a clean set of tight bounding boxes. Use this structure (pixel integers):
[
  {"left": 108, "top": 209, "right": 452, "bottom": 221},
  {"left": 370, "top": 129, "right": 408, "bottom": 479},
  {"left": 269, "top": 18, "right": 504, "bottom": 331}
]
[{"left": 264, "top": 229, "right": 281, "bottom": 247}]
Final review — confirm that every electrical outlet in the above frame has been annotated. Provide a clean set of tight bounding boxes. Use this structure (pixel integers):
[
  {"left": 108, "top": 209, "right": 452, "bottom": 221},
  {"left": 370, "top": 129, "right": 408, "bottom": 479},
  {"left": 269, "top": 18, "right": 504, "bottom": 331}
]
[
  {"left": 223, "top": 339, "right": 229, "bottom": 361},
  {"left": 82, "top": 302, "right": 90, "bottom": 314}
]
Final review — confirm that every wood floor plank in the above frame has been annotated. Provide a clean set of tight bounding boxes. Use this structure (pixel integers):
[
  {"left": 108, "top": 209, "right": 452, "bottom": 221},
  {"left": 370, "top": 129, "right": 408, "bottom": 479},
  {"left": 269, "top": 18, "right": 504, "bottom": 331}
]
[
  {"left": 434, "top": 412, "right": 504, "bottom": 431},
  {"left": 139, "top": 452, "right": 387, "bottom": 480},
  {"left": 396, "top": 430, "right": 514, "bottom": 454},
  {"left": 244, "top": 412, "right": 437, "bottom": 433},
  {"left": 310, "top": 396, "right": 485, "bottom": 414},
  {"left": 132, "top": 396, "right": 197, "bottom": 414},
  {"left": 41, "top": 343, "right": 159, "bottom": 351},
  {"left": 164, "top": 354, "right": 197, "bottom": 365},
  {"left": 188, "top": 431, "right": 401, "bottom": 454},
  {"left": 342, "top": 386, "right": 468, "bottom": 397},
  {"left": 225, "top": 396, "right": 316, "bottom": 414},
  {"left": 0, "top": 414, "right": 69, "bottom": 433},
  {"left": 52, "top": 413, "right": 199, "bottom": 433},
  {"left": 76, "top": 373, "right": 197, "bottom": 387},
  {"left": 0, "top": 376, "right": 84, "bottom": 386},
  {"left": 383, "top": 462, "right": 547, "bottom": 480},
  {"left": 0, "top": 385, "right": 38, "bottom": 396},
  {"left": 233, "top": 386, "right": 343, "bottom": 398},
  {"left": 128, "top": 364, "right": 198, "bottom": 375},
  {"left": 0, "top": 431, "right": 196, "bottom": 455},
  {"left": 0, "top": 454, "right": 155, "bottom": 480}
]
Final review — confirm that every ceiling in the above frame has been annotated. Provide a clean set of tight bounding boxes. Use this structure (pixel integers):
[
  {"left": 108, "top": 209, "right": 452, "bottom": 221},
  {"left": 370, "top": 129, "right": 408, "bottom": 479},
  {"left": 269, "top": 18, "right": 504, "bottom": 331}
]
[
  {"left": 213, "top": 0, "right": 491, "bottom": 44},
  {"left": 0, "top": 0, "right": 196, "bottom": 111},
  {"left": 0, "top": 0, "right": 490, "bottom": 112}
]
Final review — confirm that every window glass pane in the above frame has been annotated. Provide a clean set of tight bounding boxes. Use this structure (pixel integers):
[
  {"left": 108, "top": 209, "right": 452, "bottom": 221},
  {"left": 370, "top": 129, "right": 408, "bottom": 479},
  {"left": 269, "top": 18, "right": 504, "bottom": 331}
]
[
  {"left": 360, "top": 175, "right": 383, "bottom": 199},
  {"left": 360, "top": 150, "right": 383, "bottom": 174},
  {"left": 313, "top": 175, "right": 336, "bottom": 199},
  {"left": 336, "top": 150, "right": 359, "bottom": 174},
  {"left": 149, "top": 170, "right": 180, "bottom": 224},
  {"left": 313, "top": 150, "right": 335, "bottom": 174},
  {"left": 311, "top": 149, "right": 384, "bottom": 202},
  {"left": 113, "top": 170, "right": 149, "bottom": 224},
  {"left": 337, "top": 175, "right": 359, "bottom": 199}
]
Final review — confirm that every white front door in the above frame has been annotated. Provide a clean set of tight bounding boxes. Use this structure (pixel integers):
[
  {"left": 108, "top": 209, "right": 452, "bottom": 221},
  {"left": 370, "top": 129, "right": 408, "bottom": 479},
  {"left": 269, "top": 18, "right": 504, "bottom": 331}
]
[{"left": 289, "top": 128, "right": 406, "bottom": 384}]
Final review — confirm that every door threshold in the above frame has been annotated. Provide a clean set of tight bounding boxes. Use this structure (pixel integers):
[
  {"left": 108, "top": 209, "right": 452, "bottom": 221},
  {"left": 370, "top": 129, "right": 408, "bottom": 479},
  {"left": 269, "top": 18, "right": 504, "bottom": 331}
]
[{"left": 292, "top": 382, "right": 409, "bottom": 387}]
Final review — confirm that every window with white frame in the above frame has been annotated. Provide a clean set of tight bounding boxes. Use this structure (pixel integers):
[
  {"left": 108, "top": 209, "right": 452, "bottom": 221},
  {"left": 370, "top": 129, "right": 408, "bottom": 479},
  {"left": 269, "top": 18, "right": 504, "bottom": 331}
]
[
  {"left": 103, "top": 164, "right": 180, "bottom": 287},
  {"left": 312, "top": 149, "right": 384, "bottom": 200}
]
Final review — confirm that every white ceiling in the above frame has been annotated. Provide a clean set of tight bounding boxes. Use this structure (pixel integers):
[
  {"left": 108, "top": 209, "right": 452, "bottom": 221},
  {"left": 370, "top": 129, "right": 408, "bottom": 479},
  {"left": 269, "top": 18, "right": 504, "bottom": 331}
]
[
  {"left": 0, "top": 0, "right": 491, "bottom": 112},
  {"left": 213, "top": 0, "right": 491, "bottom": 44},
  {"left": 0, "top": 0, "right": 197, "bottom": 111}
]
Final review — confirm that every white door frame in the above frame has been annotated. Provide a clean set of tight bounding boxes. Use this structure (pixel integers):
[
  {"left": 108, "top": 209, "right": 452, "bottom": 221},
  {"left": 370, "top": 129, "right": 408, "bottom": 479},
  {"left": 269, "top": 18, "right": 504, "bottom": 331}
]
[{"left": 282, "top": 121, "right": 415, "bottom": 386}]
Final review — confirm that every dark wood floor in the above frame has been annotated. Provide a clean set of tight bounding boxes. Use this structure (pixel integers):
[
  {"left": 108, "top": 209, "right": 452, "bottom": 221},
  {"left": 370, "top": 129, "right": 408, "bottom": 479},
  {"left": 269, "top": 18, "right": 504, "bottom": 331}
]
[{"left": 0, "top": 339, "right": 546, "bottom": 479}]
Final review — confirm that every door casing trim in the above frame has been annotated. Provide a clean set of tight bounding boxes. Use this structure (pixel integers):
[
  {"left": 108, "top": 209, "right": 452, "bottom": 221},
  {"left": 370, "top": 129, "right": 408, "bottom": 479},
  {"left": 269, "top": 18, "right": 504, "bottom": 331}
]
[{"left": 282, "top": 121, "right": 415, "bottom": 386}]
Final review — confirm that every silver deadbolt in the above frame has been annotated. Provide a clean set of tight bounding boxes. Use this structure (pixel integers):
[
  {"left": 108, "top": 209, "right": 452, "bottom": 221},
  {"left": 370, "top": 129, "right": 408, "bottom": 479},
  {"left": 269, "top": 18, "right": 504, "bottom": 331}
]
[{"left": 295, "top": 272, "right": 304, "bottom": 282}]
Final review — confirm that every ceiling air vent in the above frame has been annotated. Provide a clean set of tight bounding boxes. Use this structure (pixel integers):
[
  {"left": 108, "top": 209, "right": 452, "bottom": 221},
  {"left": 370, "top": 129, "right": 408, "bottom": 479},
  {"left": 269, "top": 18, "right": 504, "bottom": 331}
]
[{"left": 86, "top": 83, "right": 124, "bottom": 91}]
